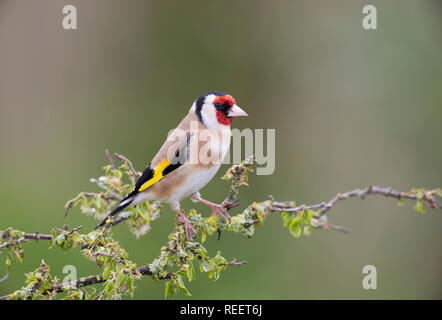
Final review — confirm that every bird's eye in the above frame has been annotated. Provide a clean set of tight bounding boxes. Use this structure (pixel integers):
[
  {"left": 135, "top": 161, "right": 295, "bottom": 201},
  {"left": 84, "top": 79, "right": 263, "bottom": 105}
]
[{"left": 214, "top": 102, "right": 230, "bottom": 113}]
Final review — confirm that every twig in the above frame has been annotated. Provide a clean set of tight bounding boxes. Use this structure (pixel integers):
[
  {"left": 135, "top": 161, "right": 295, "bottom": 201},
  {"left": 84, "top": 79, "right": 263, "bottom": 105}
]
[
  {"left": 0, "top": 257, "right": 249, "bottom": 300},
  {"left": 114, "top": 152, "right": 140, "bottom": 179},
  {"left": 315, "top": 222, "right": 351, "bottom": 233},
  {"left": 220, "top": 258, "right": 248, "bottom": 267},
  {"left": 0, "top": 273, "right": 9, "bottom": 284},
  {"left": 0, "top": 237, "right": 28, "bottom": 250},
  {"left": 105, "top": 149, "right": 116, "bottom": 170},
  {"left": 271, "top": 186, "right": 442, "bottom": 216},
  {"left": 92, "top": 289, "right": 106, "bottom": 300},
  {"left": 83, "top": 192, "right": 119, "bottom": 201},
  {"left": 64, "top": 192, "right": 120, "bottom": 217},
  {"left": 3, "top": 149, "right": 440, "bottom": 301},
  {"left": 106, "top": 185, "right": 441, "bottom": 236},
  {"left": 63, "top": 201, "right": 75, "bottom": 217},
  {"left": 0, "top": 227, "right": 82, "bottom": 250},
  {"left": 0, "top": 264, "right": 171, "bottom": 300},
  {"left": 92, "top": 252, "right": 126, "bottom": 265}
]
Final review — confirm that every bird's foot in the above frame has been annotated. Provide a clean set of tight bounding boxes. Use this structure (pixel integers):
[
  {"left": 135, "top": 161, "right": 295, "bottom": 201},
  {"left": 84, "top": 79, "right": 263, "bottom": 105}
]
[
  {"left": 189, "top": 193, "right": 231, "bottom": 223},
  {"left": 177, "top": 211, "right": 197, "bottom": 241},
  {"left": 210, "top": 203, "right": 231, "bottom": 223}
]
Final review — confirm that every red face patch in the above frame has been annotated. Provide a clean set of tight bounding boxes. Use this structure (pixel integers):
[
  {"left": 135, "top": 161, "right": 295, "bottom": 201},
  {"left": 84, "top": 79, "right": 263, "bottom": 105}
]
[
  {"left": 213, "top": 94, "right": 236, "bottom": 106},
  {"left": 216, "top": 110, "right": 233, "bottom": 126}
]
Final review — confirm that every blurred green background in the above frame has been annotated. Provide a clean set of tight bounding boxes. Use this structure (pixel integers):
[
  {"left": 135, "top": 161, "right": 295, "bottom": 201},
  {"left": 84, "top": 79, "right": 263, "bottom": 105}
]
[{"left": 0, "top": 0, "right": 441, "bottom": 299}]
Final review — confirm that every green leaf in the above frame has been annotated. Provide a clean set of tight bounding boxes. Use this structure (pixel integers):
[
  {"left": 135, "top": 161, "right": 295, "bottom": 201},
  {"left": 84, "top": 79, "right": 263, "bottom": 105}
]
[
  {"left": 104, "top": 281, "right": 114, "bottom": 296},
  {"left": 115, "top": 271, "right": 125, "bottom": 288},
  {"left": 289, "top": 223, "right": 302, "bottom": 238},
  {"left": 127, "top": 277, "right": 135, "bottom": 298},
  {"left": 413, "top": 200, "right": 425, "bottom": 213},
  {"left": 176, "top": 276, "right": 191, "bottom": 296},
  {"left": 303, "top": 225, "right": 311, "bottom": 236},
  {"left": 5, "top": 256, "right": 12, "bottom": 268},
  {"left": 164, "top": 280, "right": 175, "bottom": 299},
  {"left": 95, "top": 196, "right": 102, "bottom": 209},
  {"left": 187, "top": 262, "right": 195, "bottom": 282},
  {"left": 305, "top": 210, "right": 315, "bottom": 223},
  {"left": 200, "top": 260, "right": 210, "bottom": 273},
  {"left": 102, "top": 262, "right": 114, "bottom": 279}
]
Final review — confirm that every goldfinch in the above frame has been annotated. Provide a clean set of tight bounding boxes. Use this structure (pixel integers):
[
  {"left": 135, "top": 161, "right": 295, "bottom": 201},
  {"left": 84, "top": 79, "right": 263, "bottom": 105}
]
[{"left": 97, "top": 91, "right": 248, "bottom": 239}]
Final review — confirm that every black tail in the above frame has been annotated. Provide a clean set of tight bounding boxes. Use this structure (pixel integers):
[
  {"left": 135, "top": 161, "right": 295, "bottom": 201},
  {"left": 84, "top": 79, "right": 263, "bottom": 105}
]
[{"left": 95, "top": 197, "right": 134, "bottom": 229}]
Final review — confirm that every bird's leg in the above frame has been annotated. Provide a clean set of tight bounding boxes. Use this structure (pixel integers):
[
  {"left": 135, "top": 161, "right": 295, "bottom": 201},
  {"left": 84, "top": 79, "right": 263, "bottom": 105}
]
[
  {"left": 170, "top": 201, "right": 197, "bottom": 241},
  {"left": 190, "top": 192, "right": 231, "bottom": 223},
  {"left": 176, "top": 210, "right": 197, "bottom": 241}
]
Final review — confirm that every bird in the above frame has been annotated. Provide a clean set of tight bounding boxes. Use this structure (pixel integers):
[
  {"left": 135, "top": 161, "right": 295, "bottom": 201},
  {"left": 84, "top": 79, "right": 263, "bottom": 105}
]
[{"left": 96, "top": 91, "right": 248, "bottom": 240}]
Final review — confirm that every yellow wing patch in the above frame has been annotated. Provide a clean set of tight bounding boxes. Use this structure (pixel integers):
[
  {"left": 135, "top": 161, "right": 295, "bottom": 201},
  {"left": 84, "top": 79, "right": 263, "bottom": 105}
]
[{"left": 138, "top": 158, "right": 170, "bottom": 192}]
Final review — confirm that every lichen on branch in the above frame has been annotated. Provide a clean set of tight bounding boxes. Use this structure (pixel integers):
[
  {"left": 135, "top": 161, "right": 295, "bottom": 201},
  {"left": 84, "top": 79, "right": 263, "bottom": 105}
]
[{"left": 0, "top": 151, "right": 440, "bottom": 300}]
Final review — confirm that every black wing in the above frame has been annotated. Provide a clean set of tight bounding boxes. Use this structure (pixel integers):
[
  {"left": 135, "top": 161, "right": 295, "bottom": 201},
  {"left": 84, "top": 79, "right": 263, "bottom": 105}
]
[{"left": 95, "top": 145, "right": 187, "bottom": 229}]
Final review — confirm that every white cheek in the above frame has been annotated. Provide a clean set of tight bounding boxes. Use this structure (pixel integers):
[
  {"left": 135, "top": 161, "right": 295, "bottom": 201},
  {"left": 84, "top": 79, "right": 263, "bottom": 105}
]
[
  {"left": 201, "top": 105, "right": 229, "bottom": 130},
  {"left": 201, "top": 105, "right": 215, "bottom": 127}
]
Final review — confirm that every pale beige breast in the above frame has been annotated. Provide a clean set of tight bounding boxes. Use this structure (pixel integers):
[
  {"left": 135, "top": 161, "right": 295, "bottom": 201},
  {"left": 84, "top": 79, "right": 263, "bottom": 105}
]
[{"left": 139, "top": 109, "right": 231, "bottom": 203}]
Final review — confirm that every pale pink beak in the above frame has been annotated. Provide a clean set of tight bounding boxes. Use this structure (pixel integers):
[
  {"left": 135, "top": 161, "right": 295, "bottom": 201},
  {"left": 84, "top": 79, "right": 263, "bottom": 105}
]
[{"left": 227, "top": 104, "right": 248, "bottom": 117}]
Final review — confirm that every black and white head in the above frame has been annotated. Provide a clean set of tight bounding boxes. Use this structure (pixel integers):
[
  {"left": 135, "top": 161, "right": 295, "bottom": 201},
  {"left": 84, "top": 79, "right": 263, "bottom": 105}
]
[{"left": 191, "top": 91, "right": 248, "bottom": 129}]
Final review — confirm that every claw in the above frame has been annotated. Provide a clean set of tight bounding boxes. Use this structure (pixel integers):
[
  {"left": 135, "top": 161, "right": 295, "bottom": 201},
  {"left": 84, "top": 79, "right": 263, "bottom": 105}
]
[
  {"left": 190, "top": 193, "right": 232, "bottom": 223},
  {"left": 210, "top": 204, "right": 231, "bottom": 223},
  {"left": 177, "top": 211, "right": 197, "bottom": 241}
]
